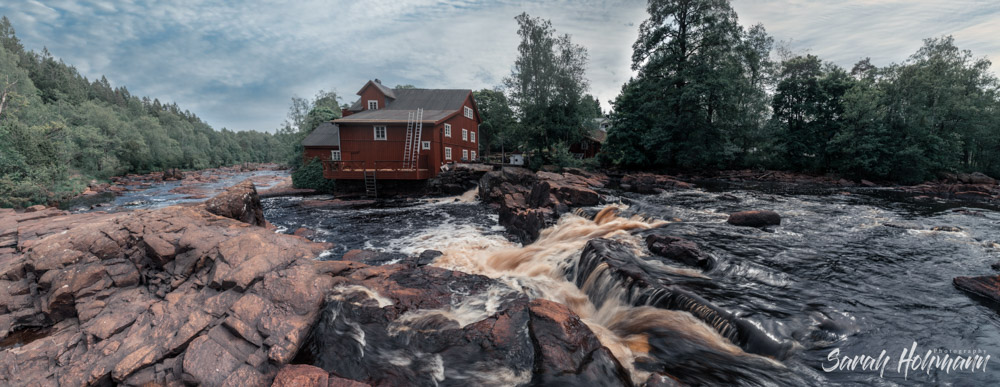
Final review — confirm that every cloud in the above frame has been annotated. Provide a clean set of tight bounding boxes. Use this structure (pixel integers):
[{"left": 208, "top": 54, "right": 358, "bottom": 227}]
[
  {"left": 732, "top": 0, "right": 1000, "bottom": 71},
  {"left": 0, "top": 1, "right": 997, "bottom": 132}
]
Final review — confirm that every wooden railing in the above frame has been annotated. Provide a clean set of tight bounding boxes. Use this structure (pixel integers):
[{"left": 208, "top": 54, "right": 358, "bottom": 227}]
[{"left": 322, "top": 157, "right": 428, "bottom": 171}]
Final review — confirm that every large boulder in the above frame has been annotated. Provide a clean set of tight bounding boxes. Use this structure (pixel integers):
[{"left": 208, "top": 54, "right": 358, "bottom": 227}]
[
  {"left": 479, "top": 168, "right": 607, "bottom": 244},
  {"left": 205, "top": 179, "right": 266, "bottom": 226},
  {"left": 726, "top": 210, "right": 781, "bottom": 227},
  {"left": 527, "top": 299, "right": 632, "bottom": 385},
  {"left": 296, "top": 262, "right": 632, "bottom": 386}
]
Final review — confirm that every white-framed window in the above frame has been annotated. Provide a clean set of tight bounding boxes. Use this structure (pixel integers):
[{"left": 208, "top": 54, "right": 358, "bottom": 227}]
[
  {"left": 462, "top": 129, "right": 468, "bottom": 141},
  {"left": 374, "top": 126, "right": 387, "bottom": 140},
  {"left": 462, "top": 149, "right": 469, "bottom": 160},
  {"left": 445, "top": 147, "right": 452, "bottom": 160},
  {"left": 368, "top": 100, "right": 378, "bottom": 110},
  {"left": 471, "top": 151, "right": 476, "bottom": 160},
  {"left": 464, "top": 106, "right": 473, "bottom": 119},
  {"left": 422, "top": 141, "right": 431, "bottom": 150},
  {"left": 444, "top": 124, "right": 452, "bottom": 137},
  {"left": 470, "top": 131, "right": 476, "bottom": 143},
  {"left": 330, "top": 150, "right": 341, "bottom": 161}
]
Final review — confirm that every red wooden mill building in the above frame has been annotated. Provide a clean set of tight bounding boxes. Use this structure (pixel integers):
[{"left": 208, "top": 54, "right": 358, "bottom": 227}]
[{"left": 302, "top": 79, "right": 482, "bottom": 195}]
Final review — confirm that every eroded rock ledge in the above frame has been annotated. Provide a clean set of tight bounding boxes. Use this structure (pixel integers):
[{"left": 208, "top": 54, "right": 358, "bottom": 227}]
[{"left": 0, "top": 181, "right": 331, "bottom": 386}]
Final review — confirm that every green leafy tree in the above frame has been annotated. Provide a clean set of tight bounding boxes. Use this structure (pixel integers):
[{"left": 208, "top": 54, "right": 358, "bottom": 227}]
[
  {"left": 771, "top": 55, "right": 855, "bottom": 171},
  {"left": 0, "top": 17, "right": 291, "bottom": 207},
  {"left": 604, "top": 0, "right": 773, "bottom": 169},
  {"left": 473, "top": 88, "right": 517, "bottom": 157},
  {"left": 503, "top": 13, "right": 592, "bottom": 162},
  {"left": 292, "top": 157, "right": 336, "bottom": 193}
]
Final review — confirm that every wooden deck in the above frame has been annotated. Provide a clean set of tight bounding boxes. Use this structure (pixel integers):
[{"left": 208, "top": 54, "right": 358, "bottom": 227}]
[{"left": 322, "top": 160, "right": 432, "bottom": 180}]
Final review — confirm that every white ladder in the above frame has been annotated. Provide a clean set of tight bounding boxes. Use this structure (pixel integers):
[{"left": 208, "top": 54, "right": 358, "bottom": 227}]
[{"left": 402, "top": 108, "right": 424, "bottom": 170}]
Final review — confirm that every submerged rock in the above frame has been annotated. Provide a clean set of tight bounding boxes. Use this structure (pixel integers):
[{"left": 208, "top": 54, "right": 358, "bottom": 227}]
[
  {"left": 726, "top": 210, "right": 781, "bottom": 227},
  {"left": 645, "top": 234, "right": 715, "bottom": 270},
  {"left": 954, "top": 275, "right": 1000, "bottom": 305}
]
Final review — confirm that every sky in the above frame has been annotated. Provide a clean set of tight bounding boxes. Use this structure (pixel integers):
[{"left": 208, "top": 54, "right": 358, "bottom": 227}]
[{"left": 1, "top": 1, "right": 998, "bottom": 133}]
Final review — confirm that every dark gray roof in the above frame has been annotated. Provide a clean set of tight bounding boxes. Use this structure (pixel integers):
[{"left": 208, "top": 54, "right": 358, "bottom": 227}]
[
  {"left": 373, "top": 82, "right": 396, "bottom": 99},
  {"left": 383, "top": 89, "right": 470, "bottom": 110},
  {"left": 586, "top": 128, "right": 607, "bottom": 143},
  {"left": 346, "top": 85, "right": 472, "bottom": 117},
  {"left": 336, "top": 109, "right": 455, "bottom": 123},
  {"left": 301, "top": 122, "right": 340, "bottom": 147}
]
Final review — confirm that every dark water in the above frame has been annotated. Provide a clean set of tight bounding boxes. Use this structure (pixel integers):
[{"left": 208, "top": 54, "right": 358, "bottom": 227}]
[
  {"left": 262, "top": 185, "right": 1000, "bottom": 386},
  {"left": 263, "top": 195, "right": 505, "bottom": 259}
]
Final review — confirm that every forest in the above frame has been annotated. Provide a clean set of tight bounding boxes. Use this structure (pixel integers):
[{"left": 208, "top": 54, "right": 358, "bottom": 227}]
[
  {"left": 0, "top": 17, "right": 294, "bottom": 207},
  {"left": 481, "top": 1, "right": 1000, "bottom": 184},
  {"left": 3, "top": 0, "right": 1000, "bottom": 207}
]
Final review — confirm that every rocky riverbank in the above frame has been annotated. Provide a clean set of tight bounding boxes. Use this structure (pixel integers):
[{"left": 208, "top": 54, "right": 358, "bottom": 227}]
[
  {"left": 0, "top": 177, "right": 658, "bottom": 386},
  {"left": 675, "top": 169, "right": 1000, "bottom": 203}
]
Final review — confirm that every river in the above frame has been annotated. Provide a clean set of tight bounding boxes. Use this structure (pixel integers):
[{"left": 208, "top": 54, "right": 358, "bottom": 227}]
[{"left": 260, "top": 181, "right": 1000, "bottom": 386}]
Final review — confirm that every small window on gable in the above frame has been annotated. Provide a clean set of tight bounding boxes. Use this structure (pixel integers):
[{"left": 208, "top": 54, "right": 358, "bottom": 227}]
[
  {"left": 445, "top": 147, "right": 452, "bottom": 160},
  {"left": 464, "top": 106, "right": 473, "bottom": 119},
  {"left": 471, "top": 151, "right": 476, "bottom": 161},
  {"left": 374, "top": 126, "right": 387, "bottom": 140},
  {"left": 368, "top": 100, "right": 378, "bottom": 110},
  {"left": 444, "top": 124, "right": 452, "bottom": 137},
  {"left": 422, "top": 141, "right": 431, "bottom": 150},
  {"left": 331, "top": 150, "right": 341, "bottom": 161},
  {"left": 470, "top": 131, "right": 476, "bottom": 143},
  {"left": 462, "top": 129, "right": 468, "bottom": 141},
  {"left": 462, "top": 149, "right": 469, "bottom": 160}
]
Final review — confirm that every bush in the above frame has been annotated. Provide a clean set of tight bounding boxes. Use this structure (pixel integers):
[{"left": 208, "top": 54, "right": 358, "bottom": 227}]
[
  {"left": 547, "top": 142, "right": 598, "bottom": 171},
  {"left": 292, "top": 157, "right": 336, "bottom": 193}
]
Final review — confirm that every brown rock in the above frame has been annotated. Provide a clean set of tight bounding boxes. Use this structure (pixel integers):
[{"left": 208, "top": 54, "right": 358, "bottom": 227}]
[
  {"left": 954, "top": 275, "right": 1000, "bottom": 304},
  {"left": 527, "top": 299, "right": 632, "bottom": 385},
  {"left": 620, "top": 173, "right": 688, "bottom": 194},
  {"left": 25, "top": 204, "right": 46, "bottom": 213},
  {"left": 272, "top": 364, "right": 329, "bottom": 387},
  {"left": 0, "top": 183, "right": 333, "bottom": 386},
  {"left": 144, "top": 234, "right": 177, "bottom": 267},
  {"left": 183, "top": 336, "right": 242, "bottom": 386},
  {"left": 204, "top": 179, "right": 265, "bottom": 226},
  {"left": 727, "top": 210, "right": 781, "bottom": 227},
  {"left": 293, "top": 227, "right": 316, "bottom": 239},
  {"left": 646, "top": 234, "right": 715, "bottom": 270},
  {"left": 327, "top": 376, "right": 371, "bottom": 387}
]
